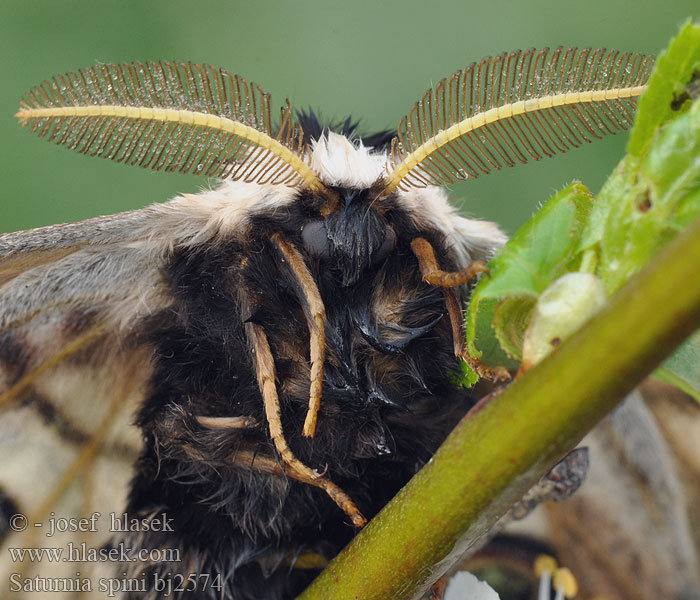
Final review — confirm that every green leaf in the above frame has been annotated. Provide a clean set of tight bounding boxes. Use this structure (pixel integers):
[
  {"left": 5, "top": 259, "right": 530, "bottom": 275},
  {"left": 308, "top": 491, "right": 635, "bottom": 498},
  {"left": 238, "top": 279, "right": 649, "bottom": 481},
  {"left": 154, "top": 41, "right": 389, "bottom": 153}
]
[
  {"left": 467, "top": 22, "right": 700, "bottom": 386},
  {"left": 628, "top": 20, "right": 700, "bottom": 159},
  {"left": 579, "top": 70, "right": 700, "bottom": 401},
  {"left": 466, "top": 182, "right": 593, "bottom": 365},
  {"left": 465, "top": 296, "right": 519, "bottom": 369},
  {"left": 583, "top": 22, "right": 700, "bottom": 269},
  {"left": 492, "top": 295, "right": 536, "bottom": 362},
  {"left": 456, "top": 361, "right": 480, "bottom": 388},
  {"left": 577, "top": 159, "right": 629, "bottom": 253},
  {"left": 642, "top": 95, "right": 700, "bottom": 233},
  {"left": 656, "top": 330, "right": 700, "bottom": 401},
  {"left": 598, "top": 92, "right": 700, "bottom": 293}
]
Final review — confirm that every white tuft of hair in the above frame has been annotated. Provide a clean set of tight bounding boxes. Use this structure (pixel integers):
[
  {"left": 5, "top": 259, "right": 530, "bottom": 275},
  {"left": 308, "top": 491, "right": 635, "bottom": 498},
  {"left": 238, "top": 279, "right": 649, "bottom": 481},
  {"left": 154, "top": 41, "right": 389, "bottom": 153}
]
[
  {"left": 398, "top": 186, "right": 507, "bottom": 267},
  {"left": 310, "top": 132, "right": 387, "bottom": 189}
]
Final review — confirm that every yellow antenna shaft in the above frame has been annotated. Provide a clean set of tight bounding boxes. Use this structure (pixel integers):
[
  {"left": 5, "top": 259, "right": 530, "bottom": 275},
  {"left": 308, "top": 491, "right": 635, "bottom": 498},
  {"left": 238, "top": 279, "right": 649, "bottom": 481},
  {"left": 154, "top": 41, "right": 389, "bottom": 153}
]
[
  {"left": 16, "top": 104, "right": 325, "bottom": 192},
  {"left": 384, "top": 83, "right": 648, "bottom": 194}
]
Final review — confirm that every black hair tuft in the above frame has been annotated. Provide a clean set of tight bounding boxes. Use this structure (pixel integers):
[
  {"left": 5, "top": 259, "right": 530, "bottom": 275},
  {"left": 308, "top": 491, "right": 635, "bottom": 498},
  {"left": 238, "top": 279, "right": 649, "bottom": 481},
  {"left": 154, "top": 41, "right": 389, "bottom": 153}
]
[{"left": 296, "top": 109, "right": 396, "bottom": 150}]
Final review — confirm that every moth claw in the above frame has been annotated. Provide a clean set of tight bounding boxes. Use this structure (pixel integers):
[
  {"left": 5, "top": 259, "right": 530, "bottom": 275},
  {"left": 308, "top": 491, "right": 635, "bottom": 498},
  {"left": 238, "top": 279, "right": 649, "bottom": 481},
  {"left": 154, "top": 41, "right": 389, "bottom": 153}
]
[{"left": 313, "top": 464, "right": 329, "bottom": 478}]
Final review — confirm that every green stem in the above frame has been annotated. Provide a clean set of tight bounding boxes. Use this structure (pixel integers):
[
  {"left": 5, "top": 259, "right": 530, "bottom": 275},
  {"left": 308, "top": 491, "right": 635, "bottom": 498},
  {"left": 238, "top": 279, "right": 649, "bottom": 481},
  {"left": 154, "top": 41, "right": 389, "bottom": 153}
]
[{"left": 297, "top": 213, "right": 700, "bottom": 600}]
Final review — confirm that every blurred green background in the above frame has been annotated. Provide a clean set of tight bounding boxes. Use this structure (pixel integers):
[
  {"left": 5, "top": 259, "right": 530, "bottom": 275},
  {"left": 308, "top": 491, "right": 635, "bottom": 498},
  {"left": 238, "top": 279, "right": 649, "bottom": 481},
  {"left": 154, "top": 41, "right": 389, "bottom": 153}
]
[{"left": 1, "top": 1, "right": 697, "bottom": 235}]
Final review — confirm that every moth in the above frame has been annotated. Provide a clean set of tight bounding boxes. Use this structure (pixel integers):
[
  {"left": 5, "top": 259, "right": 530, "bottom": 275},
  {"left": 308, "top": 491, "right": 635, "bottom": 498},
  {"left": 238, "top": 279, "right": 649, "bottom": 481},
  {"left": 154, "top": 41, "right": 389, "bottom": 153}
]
[{"left": 0, "top": 48, "right": 652, "bottom": 599}]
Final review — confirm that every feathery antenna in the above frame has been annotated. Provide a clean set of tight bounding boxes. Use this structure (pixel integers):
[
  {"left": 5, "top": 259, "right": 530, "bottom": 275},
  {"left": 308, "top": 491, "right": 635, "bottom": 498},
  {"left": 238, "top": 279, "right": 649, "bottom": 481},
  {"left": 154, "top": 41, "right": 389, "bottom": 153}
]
[
  {"left": 15, "top": 62, "right": 325, "bottom": 191},
  {"left": 383, "top": 48, "right": 654, "bottom": 194}
]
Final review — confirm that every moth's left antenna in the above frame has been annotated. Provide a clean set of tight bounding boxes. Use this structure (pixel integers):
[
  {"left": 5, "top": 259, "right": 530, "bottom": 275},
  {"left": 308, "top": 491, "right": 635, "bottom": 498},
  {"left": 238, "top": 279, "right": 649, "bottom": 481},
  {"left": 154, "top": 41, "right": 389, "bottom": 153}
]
[{"left": 15, "top": 61, "right": 327, "bottom": 192}]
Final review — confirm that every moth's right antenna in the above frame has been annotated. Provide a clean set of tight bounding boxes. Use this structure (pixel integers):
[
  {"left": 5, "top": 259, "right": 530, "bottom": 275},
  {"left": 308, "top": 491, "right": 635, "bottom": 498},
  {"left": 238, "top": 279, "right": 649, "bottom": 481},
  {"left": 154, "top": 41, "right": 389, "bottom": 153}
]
[{"left": 381, "top": 48, "right": 654, "bottom": 196}]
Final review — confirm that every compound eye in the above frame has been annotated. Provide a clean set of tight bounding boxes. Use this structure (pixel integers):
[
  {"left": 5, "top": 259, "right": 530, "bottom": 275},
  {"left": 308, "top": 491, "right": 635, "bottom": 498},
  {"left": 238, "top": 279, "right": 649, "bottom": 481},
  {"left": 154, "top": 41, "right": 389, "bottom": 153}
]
[
  {"left": 301, "top": 220, "right": 331, "bottom": 259},
  {"left": 373, "top": 225, "right": 397, "bottom": 264}
]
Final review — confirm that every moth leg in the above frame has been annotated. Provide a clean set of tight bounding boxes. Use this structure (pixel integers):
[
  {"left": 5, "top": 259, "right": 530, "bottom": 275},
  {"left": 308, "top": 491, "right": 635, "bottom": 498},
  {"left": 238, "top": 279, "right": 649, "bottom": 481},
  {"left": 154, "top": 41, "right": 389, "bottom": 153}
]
[
  {"left": 270, "top": 232, "right": 326, "bottom": 438},
  {"left": 428, "top": 575, "right": 447, "bottom": 600},
  {"left": 228, "top": 449, "right": 345, "bottom": 508},
  {"left": 246, "top": 321, "right": 367, "bottom": 527},
  {"left": 410, "top": 237, "right": 488, "bottom": 287},
  {"left": 284, "top": 549, "right": 329, "bottom": 570},
  {"left": 195, "top": 415, "right": 259, "bottom": 430},
  {"left": 503, "top": 447, "right": 589, "bottom": 523},
  {"left": 410, "top": 237, "right": 510, "bottom": 382}
]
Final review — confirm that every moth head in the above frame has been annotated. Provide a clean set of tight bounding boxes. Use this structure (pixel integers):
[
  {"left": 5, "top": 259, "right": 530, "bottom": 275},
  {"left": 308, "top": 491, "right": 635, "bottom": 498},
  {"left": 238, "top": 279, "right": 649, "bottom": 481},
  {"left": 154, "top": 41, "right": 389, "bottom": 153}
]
[
  {"left": 15, "top": 50, "right": 653, "bottom": 249},
  {"left": 289, "top": 131, "right": 394, "bottom": 285}
]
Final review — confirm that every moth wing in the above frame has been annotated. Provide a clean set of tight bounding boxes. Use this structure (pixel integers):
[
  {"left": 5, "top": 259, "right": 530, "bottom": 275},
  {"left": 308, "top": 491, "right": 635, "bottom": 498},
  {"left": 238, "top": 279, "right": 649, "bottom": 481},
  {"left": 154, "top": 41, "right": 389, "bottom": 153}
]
[
  {"left": 0, "top": 205, "right": 187, "bottom": 586},
  {"left": 499, "top": 386, "right": 700, "bottom": 599}
]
